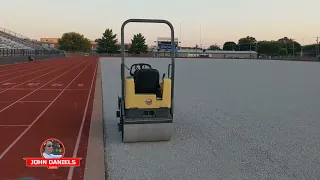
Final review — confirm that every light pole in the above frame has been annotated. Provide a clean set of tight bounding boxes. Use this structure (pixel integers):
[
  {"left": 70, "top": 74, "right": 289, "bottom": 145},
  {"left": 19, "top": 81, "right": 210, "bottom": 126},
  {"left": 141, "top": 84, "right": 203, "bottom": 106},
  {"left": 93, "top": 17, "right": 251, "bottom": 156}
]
[
  {"left": 179, "top": 23, "right": 182, "bottom": 48},
  {"left": 249, "top": 43, "right": 252, "bottom": 58},
  {"left": 289, "top": 38, "right": 295, "bottom": 57},
  {"left": 292, "top": 41, "right": 295, "bottom": 57},
  {"left": 316, "top": 37, "right": 319, "bottom": 58},
  {"left": 154, "top": 41, "right": 157, "bottom": 57},
  {"left": 200, "top": 24, "right": 202, "bottom": 50},
  {"left": 301, "top": 38, "right": 304, "bottom": 57}
]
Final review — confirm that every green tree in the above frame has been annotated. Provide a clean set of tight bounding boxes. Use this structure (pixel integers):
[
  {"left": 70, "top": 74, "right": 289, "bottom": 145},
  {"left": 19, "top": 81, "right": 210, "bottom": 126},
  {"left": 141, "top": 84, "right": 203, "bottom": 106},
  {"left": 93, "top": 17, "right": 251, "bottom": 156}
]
[
  {"left": 238, "top": 36, "right": 257, "bottom": 51},
  {"left": 277, "top": 37, "right": 291, "bottom": 45},
  {"left": 302, "top": 44, "right": 317, "bottom": 54},
  {"left": 302, "top": 44, "right": 317, "bottom": 51},
  {"left": 58, "top": 32, "right": 91, "bottom": 52},
  {"left": 207, "top": 44, "right": 221, "bottom": 50},
  {"left": 301, "top": 44, "right": 319, "bottom": 57},
  {"left": 278, "top": 48, "right": 288, "bottom": 56},
  {"left": 277, "top": 37, "right": 301, "bottom": 55},
  {"left": 96, "top": 29, "right": 119, "bottom": 54},
  {"left": 292, "top": 41, "right": 302, "bottom": 54},
  {"left": 256, "top": 41, "right": 282, "bottom": 56},
  {"left": 223, "top": 41, "right": 237, "bottom": 50},
  {"left": 129, "top": 33, "right": 148, "bottom": 54}
]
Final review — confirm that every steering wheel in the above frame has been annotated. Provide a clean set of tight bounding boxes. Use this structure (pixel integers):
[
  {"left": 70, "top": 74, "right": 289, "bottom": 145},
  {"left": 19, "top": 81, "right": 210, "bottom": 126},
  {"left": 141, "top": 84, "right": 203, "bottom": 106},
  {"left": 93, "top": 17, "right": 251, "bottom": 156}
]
[{"left": 129, "top": 63, "right": 152, "bottom": 76}]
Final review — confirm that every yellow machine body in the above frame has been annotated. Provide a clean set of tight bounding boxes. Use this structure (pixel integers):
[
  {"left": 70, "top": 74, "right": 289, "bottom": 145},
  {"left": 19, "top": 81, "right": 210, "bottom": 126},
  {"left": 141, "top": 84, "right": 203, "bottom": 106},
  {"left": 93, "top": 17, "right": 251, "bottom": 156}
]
[{"left": 124, "top": 78, "right": 172, "bottom": 109}]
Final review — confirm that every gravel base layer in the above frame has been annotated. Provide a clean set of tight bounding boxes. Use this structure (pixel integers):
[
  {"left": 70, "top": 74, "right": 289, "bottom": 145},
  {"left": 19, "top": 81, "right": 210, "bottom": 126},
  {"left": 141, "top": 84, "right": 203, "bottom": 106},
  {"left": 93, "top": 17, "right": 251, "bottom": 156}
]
[{"left": 101, "top": 58, "right": 320, "bottom": 180}]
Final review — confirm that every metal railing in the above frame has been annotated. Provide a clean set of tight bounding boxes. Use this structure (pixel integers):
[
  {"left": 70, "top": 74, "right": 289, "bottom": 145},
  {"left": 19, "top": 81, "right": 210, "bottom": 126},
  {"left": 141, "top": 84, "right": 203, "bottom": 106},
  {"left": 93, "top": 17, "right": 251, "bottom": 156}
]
[
  {"left": 0, "top": 27, "right": 46, "bottom": 50},
  {"left": 0, "top": 27, "right": 30, "bottom": 40}
]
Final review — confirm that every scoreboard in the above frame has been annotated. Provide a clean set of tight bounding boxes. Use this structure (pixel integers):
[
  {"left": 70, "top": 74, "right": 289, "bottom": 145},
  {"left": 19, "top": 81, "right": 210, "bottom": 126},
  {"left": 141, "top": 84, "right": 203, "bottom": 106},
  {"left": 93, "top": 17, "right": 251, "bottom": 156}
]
[{"left": 157, "top": 41, "right": 178, "bottom": 52}]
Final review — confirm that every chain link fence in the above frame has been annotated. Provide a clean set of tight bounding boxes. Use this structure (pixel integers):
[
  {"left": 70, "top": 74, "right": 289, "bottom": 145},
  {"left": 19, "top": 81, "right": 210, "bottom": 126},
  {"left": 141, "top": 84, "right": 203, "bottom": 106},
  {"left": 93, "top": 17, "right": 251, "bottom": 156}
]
[
  {"left": 0, "top": 48, "right": 64, "bottom": 57},
  {"left": 0, "top": 48, "right": 65, "bottom": 65}
]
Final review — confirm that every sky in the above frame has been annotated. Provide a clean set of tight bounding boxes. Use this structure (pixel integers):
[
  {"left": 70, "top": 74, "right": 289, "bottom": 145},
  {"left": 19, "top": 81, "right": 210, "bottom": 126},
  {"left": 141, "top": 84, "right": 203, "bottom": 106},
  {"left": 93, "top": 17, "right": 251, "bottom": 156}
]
[{"left": 1, "top": 0, "right": 319, "bottom": 47}]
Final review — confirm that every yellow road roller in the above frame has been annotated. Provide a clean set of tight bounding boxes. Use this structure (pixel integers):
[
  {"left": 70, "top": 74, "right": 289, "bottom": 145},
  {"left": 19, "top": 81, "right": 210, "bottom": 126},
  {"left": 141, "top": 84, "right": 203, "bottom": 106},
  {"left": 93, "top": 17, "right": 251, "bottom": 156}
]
[{"left": 116, "top": 19, "right": 176, "bottom": 143}]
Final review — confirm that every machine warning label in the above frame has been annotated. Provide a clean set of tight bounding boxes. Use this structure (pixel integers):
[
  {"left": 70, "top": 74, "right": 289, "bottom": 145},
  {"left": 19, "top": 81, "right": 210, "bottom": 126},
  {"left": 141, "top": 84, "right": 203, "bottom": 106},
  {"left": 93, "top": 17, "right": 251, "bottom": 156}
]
[{"left": 145, "top": 98, "right": 152, "bottom": 105}]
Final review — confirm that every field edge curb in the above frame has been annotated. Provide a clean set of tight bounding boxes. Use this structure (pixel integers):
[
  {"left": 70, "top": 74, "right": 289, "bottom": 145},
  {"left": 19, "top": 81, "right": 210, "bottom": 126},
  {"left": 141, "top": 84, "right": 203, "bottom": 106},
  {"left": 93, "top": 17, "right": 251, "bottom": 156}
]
[{"left": 84, "top": 58, "right": 106, "bottom": 180}]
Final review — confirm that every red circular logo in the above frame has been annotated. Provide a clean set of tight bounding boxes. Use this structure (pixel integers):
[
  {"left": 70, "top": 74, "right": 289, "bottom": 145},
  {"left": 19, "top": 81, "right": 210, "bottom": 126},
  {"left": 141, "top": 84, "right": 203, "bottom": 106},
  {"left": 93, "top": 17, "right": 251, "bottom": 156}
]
[{"left": 145, "top": 99, "right": 152, "bottom": 105}]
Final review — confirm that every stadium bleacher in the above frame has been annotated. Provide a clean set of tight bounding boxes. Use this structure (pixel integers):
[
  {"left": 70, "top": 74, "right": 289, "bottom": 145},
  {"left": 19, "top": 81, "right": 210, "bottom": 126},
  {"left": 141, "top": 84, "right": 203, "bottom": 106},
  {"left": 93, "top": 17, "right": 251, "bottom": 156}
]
[
  {"left": 0, "top": 27, "right": 56, "bottom": 51},
  {"left": 0, "top": 36, "right": 31, "bottom": 49}
]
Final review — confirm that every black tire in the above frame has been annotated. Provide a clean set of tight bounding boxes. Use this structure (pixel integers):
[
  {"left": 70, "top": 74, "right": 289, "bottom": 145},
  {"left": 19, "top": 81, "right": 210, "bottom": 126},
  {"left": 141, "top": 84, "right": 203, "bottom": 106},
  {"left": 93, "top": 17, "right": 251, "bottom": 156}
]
[
  {"left": 118, "top": 96, "right": 121, "bottom": 110},
  {"left": 122, "top": 127, "right": 124, "bottom": 142}
]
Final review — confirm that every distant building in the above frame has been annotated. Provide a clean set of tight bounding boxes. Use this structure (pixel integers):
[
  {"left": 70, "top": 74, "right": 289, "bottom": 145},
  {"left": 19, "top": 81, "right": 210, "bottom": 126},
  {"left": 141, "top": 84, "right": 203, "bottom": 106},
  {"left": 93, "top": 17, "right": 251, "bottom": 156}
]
[
  {"left": 40, "top": 38, "right": 59, "bottom": 43},
  {"left": 153, "top": 49, "right": 258, "bottom": 59},
  {"left": 40, "top": 38, "right": 59, "bottom": 48},
  {"left": 152, "top": 37, "right": 257, "bottom": 58},
  {"left": 40, "top": 38, "right": 98, "bottom": 50},
  {"left": 91, "top": 41, "right": 98, "bottom": 50}
]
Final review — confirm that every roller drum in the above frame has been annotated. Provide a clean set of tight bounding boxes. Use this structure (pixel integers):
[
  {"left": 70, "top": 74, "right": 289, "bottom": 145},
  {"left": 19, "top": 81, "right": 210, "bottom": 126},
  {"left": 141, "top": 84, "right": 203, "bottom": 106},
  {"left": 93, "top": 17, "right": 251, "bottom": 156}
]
[{"left": 123, "top": 122, "right": 173, "bottom": 143}]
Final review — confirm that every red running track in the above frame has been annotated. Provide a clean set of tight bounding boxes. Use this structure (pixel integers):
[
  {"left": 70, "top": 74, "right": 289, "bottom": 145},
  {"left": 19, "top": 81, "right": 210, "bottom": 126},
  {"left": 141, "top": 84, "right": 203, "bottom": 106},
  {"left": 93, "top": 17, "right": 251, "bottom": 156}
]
[{"left": 0, "top": 56, "right": 99, "bottom": 180}]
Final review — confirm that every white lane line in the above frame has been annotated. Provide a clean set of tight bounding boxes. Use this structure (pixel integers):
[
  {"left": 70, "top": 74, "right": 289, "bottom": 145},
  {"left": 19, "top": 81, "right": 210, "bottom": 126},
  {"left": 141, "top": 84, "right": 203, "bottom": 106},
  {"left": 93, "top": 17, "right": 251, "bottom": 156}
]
[
  {"left": 0, "top": 61, "right": 87, "bottom": 113},
  {"left": 0, "top": 62, "right": 75, "bottom": 94},
  {"left": 0, "top": 125, "right": 29, "bottom": 127},
  {"left": 20, "top": 101, "right": 52, "bottom": 103},
  {"left": 0, "top": 65, "right": 34, "bottom": 74},
  {"left": 0, "top": 88, "right": 90, "bottom": 91},
  {"left": 0, "top": 101, "right": 51, "bottom": 103},
  {"left": 0, "top": 63, "right": 55, "bottom": 77},
  {"left": 0, "top": 62, "right": 49, "bottom": 73},
  {"left": 0, "top": 61, "right": 91, "bottom": 160},
  {"left": 67, "top": 61, "right": 98, "bottom": 180},
  {"left": 0, "top": 59, "right": 64, "bottom": 72},
  {"left": 0, "top": 63, "right": 62, "bottom": 84},
  {"left": 64, "top": 89, "right": 90, "bottom": 91},
  {"left": 0, "top": 64, "right": 32, "bottom": 72},
  {"left": 2, "top": 83, "right": 16, "bottom": 86},
  {"left": 26, "top": 83, "right": 41, "bottom": 87},
  {"left": 0, "top": 88, "right": 34, "bottom": 91}
]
